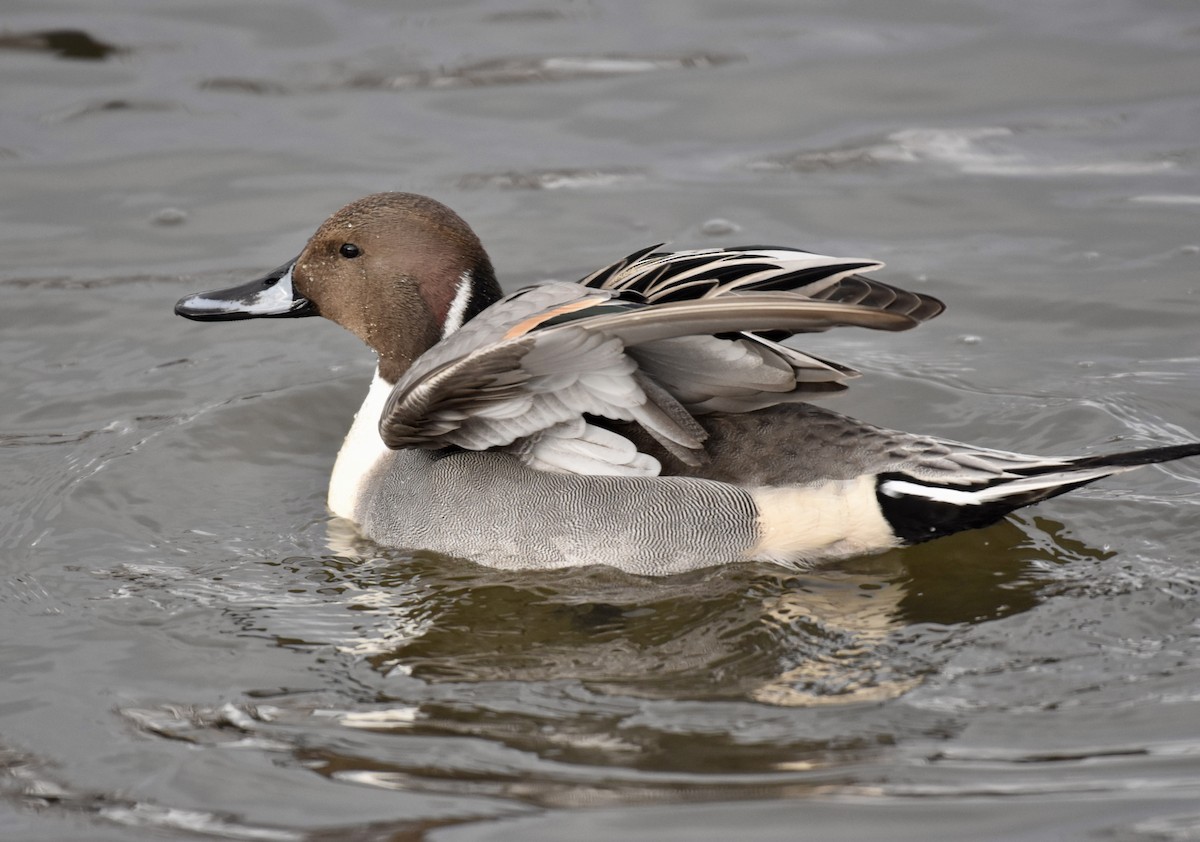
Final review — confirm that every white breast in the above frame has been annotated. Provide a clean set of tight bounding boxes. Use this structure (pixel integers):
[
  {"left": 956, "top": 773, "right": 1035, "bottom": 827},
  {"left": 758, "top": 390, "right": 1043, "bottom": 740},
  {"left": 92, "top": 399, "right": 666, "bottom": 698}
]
[{"left": 327, "top": 369, "right": 394, "bottom": 521}]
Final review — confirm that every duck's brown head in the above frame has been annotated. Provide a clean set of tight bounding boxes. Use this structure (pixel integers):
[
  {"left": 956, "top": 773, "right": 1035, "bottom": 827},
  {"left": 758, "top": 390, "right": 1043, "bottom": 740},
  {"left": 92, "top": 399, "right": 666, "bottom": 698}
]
[{"left": 176, "top": 192, "right": 502, "bottom": 383}]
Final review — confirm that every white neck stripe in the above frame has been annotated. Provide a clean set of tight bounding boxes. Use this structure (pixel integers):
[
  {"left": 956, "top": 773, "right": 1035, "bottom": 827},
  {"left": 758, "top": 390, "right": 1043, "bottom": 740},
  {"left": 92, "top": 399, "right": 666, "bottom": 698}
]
[{"left": 441, "top": 270, "right": 474, "bottom": 339}]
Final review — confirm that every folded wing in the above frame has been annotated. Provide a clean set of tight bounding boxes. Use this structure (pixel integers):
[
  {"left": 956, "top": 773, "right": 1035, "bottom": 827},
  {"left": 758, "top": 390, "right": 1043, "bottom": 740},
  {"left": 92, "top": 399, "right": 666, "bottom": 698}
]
[{"left": 380, "top": 246, "right": 944, "bottom": 476}]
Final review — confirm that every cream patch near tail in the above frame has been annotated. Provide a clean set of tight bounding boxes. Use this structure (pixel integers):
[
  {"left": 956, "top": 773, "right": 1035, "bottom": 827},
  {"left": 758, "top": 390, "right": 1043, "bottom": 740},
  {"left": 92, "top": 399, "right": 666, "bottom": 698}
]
[{"left": 745, "top": 476, "right": 899, "bottom": 565}]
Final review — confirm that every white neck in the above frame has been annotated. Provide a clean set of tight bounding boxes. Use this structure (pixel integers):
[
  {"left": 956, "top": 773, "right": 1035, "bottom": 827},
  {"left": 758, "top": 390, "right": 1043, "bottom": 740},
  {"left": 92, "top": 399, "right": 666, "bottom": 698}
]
[{"left": 327, "top": 367, "right": 394, "bottom": 521}]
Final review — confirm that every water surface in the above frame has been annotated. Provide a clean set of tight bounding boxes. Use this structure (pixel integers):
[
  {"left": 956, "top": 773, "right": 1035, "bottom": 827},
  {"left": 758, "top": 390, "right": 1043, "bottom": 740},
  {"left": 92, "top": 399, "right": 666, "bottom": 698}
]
[{"left": 3, "top": 0, "right": 1200, "bottom": 838}]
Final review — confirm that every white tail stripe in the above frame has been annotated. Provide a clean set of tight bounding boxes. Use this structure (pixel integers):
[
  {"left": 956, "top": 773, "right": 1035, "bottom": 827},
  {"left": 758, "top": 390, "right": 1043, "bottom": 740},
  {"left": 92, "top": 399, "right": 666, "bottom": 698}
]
[{"left": 880, "top": 467, "right": 1129, "bottom": 506}]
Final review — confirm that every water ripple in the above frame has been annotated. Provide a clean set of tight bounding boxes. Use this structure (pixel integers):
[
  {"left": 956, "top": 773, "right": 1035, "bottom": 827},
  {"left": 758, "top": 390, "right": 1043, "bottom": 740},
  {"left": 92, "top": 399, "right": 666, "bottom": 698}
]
[{"left": 203, "top": 51, "right": 740, "bottom": 95}]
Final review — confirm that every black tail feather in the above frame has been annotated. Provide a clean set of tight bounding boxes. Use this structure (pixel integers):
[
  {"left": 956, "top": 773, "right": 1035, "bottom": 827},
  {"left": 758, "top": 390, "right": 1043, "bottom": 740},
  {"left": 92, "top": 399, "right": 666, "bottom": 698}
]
[
  {"left": 1055, "top": 442, "right": 1200, "bottom": 473},
  {"left": 877, "top": 441, "right": 1200, "bottom": 546}
]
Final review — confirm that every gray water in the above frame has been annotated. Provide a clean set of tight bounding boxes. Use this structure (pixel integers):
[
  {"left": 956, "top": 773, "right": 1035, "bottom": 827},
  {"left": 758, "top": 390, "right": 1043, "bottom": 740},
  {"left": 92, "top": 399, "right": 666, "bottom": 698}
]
[{"left": 3, "top": 0, "right": 1200, "bottom": 839}]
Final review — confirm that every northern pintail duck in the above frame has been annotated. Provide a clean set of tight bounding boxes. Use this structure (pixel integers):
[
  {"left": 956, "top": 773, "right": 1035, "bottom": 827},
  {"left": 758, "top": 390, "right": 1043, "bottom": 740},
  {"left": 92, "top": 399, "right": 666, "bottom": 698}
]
[{"left": 176, "top": 193, "right": 1200, "bottom": 573}]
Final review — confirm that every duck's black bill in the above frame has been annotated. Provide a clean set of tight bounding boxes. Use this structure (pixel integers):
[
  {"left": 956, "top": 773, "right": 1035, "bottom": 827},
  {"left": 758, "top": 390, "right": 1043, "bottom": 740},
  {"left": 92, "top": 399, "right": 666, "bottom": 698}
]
[{"left": 174, "top": 260, "right": 316, "bottom": 321}]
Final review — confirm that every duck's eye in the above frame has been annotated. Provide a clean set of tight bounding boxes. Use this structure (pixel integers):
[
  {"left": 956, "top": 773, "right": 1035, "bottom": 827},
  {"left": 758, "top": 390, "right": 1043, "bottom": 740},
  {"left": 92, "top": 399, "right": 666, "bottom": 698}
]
[{"left": 339, "top": 243, "right": 361, "bottom": 259}]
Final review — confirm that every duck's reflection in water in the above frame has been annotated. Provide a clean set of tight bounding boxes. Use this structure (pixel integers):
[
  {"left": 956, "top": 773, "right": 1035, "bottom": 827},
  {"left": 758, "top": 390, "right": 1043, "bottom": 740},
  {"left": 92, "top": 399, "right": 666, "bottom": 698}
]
[{"left": 319, "top": 513, "right": 1110, "bottom": 708}]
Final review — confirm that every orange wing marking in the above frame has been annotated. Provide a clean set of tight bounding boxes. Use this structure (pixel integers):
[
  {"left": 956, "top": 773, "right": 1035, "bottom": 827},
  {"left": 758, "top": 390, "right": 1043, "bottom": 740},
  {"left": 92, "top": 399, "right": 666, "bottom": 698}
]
[{"left": 502, "top": 297, "right": 606, "bottom": 340}]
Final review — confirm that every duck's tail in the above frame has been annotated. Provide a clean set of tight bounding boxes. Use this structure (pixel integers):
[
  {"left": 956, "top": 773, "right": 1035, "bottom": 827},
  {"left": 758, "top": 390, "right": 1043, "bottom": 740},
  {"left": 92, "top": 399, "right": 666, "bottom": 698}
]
[{"left": 876, "top": 442, "right": 1200, "bottom": 545}]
